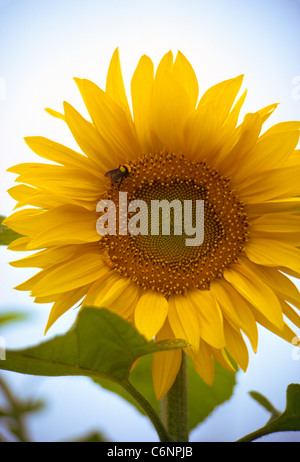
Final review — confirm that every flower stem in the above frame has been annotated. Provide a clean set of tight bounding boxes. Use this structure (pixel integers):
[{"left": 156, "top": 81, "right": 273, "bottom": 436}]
[
  {"left": 161, "top": 352, "right": 189, "bottom": 442},
  {"left": 121, "top": 380, "right": 174, "bottom": 442}
]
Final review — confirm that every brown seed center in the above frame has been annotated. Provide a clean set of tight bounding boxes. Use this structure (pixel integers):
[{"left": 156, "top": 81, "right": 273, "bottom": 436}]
[{"left": 99, "top": 152, "right": 248, "bottom": 295}]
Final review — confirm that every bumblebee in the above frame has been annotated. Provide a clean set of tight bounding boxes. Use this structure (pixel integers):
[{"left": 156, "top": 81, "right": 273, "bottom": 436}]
[{"left": 105, "top": 164, "right": 132, "bottom": 188}]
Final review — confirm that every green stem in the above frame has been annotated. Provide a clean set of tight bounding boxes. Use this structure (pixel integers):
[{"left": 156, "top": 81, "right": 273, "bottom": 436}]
[
  {"left": 161, "top": 352, "right": 189, "bottom": 442},
  {"left": 236, "top": 428, "right": 271, "bottom": 443},
  {"left": 236, "top": 419, "right": 283, "bottom": 443},
  {"left": 121, "top": 380, "right": 174, "bottom": 442}
]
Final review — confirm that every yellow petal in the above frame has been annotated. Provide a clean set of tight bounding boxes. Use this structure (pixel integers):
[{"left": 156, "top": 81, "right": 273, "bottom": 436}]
[
  {"left": 168, "top": 294, "right": 200, "bottom": 352},
  {"left": 63, "top": 101, "right": 121, "bottom": 171},
  {"left": 34, "top": 294, "right": 59, "bottom": 304},
  {"left": 10, "top": 248, "right": 66, "bottom": 269},
  {"left": 151, "top": 69, "right": 192, "bottom": 152},
  {"left": 210, "top": 346, "right": 236, "bottom": 372},
  {"left": 197, "top": 75, "right": 244, "bottom": 125},
  {"left": 240, "top": 257, "right": 300, "bottom": 310},
  {"left": 7, "top": 237, "right": 31, "bottom": 251},
  {"left": 245, "top": 238, "right": 300, "bottom": 274},
  {"left": 288, "top": 148, "right": 300, "bottom": 163},
  {"left": 224, "top": 265, "right": 284, "bottom": 330},
  {"left": 190, "top": 340, "right": 215, "bottom": 385},
  {"left": 251, "top": 307, "right": 297, "bottom": 344},
  {"left": 246, "top": 198, "right": 300, "bottom": 216},
  {"left": 96, "top": 277, "right": 140, "bottom": 319},
  {"left": 14, "top": 265, "right": 59, "bottom": 292},
  {"left": 223, "top": 320, "right": 249, "bottom": 372},
  {"left": 217, "top": 112, "right": 263, "bottom": 176},
  {"left": 183, "top": 102, "right": 221, "bottom": 161},
  {"left": 9, "top": 160, "right": 103, "bottom": 198},
  {"left": 24, "top": 136, "right": 99, "bottom": 176},
  {"left": 279, "top": 299, "right": 300, "bottom": 329},
  {"left": 261, "top": 121, "right": 300, "bottom": 137},
  {"left": 22, "top": 206, "right": 100, "bottom": 249},
  {"left": 3, "top": 208, "right": 46, "bottom": 236},
  {"left": 238, "top": 165, "right": 300, "bottom": 203},
  {"left": 10, "top": 188, "right": 94, "bottom": 211},
  {"left": 134, "top": 290, "right": 169, "bottom": 340},
  {"left": 249, "top": 213, "right": 300, "bottom": 245},
  {"left": 256, "top": 103, "right": 279, "bottom": 123},
  {"left": 222, "top": 89, "right": 247, "bottom": 134},
  {"left": 173, "top": 51, "right": 199, "bottom": 109},
  {"left": 155, "top": 50, "right": 174, "bottom": 80},
  {"left": 152, "top": 320, "right": 182, "bottom": 400},
  {"left": 45, "top": 286, "right": 89, "bottom": 334},
  {"left": 10, "top": 243, "right": 98, "bottom": 269},
  {"left": 82, "top": 271, "right": 120, "bottom": 307},
  {"left": 187, "top": 290, "right": 225, "bottom": 349},
  {"left": 131, "top": 55, "right": 154, "bottom": 153},
  {"left": 31, "top": 253, "right": 108, "bottom": 297},
  {"left": 106, "top": 48, "right": 132, "bottom": 122},
  {"left": 152, "top": 348, "right": 182, "bottom": 400},
  {"left": 210, "top": 279, "right": 258, "bottom": 352},
  {"left": 8, "top": 184, "right": 37, "bottom": 203},
  {"left": 45, "top": 107, "right": 65, "bottom": 121},
  {"left": 74, "top": 78, "right": 140, "bottom": 160},
  {"left": 249, "top": 213, "right": 300, "bottom": 234},
  {"left": 7, "top": 184, "right": 67, "bottom": 211},
  {"left": 233, "top": 129, "right": 300, "bottom": 182}
]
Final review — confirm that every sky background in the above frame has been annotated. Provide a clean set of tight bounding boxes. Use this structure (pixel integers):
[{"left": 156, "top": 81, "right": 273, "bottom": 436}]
[{"left": 0, "top": 0, "right": 300, "bottom": 442}]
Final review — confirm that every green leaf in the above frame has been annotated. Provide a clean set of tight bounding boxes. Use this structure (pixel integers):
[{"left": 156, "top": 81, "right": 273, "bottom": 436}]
[
  {"left": 0, "top": 307, "right": 187, "bottom": 383},
  {"left": 95, "top": 353, "right": 236, "bottom": 431},
  {"left": 0, "top": 216, "right": 23, "bottom": 245},
  {"left": 0, "top": 308, "right": 186, "bottom": 442},
  {"left": 248, "top": 391, "right": 281, "bottom": 421},
  {"left": 187, "top": 357, "right": 236, "bottom": 430},
  {"left": 238, "top": 384, "right": 300, "bottom": 442}
]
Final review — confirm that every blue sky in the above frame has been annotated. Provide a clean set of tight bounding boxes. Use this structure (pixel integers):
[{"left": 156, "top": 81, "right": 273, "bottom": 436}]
[{"left": 0, "top": 0, "right": 300, "bottom": 442}]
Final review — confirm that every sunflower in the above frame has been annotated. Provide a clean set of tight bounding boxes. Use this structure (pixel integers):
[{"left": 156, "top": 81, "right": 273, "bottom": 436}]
[{"left": 4, "top": 49, "right": 300, "bottom": 400}]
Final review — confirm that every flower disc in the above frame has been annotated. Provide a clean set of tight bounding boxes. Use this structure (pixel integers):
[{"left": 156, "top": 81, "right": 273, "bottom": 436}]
[{"left": 100, "top": 152, "right": 248, "bottom": 295}]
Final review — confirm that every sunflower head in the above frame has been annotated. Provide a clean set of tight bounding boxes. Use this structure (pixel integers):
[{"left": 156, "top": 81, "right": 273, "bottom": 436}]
[{"left": 5, "top": 48, "right": 300, "bottom": 399}]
